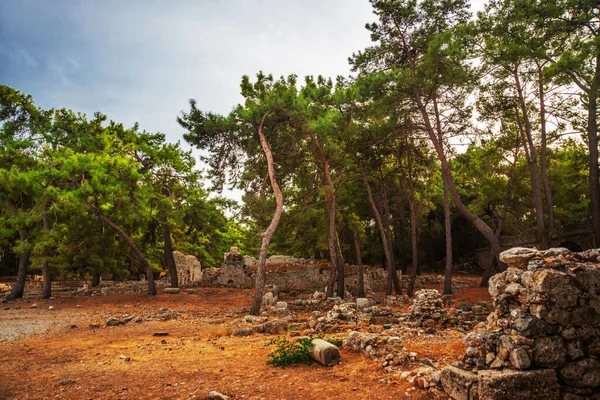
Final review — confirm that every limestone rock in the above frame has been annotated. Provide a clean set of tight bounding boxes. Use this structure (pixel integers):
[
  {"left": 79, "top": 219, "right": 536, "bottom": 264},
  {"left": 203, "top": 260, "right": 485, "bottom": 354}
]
[
  {"left": 163, "top": 287, "right": 180, "bottom": 294},
  {"left": 509, "top": 347, "right": 531, "bottom": 370},
  {"left": 208, "top": 391, "right": 229, "bottom": 400},
  {"left": 308, "top": 339, "right": 341, "bottom": 366},
  {"left": 440, "top": 366, "right": 478, "bottom": 400},
  {"left": 356, "top": 297, "right": 370, "bottom": 310},
  {"left": 533, "top": 336, "right": 566, "bottom": 368},
  {"left": 477, "top": 369, "right": 559, "bottom": 400},
  {"left": 173, "top": 251, "right": 202, "bottom": 285},
  {"left": 499, "top": 247, "right": 541, "bottom": 268}
]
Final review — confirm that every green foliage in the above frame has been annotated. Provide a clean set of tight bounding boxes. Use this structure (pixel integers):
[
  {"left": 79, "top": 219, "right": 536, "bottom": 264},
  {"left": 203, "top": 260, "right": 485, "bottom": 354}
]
[{"left": 265, "top": 337, "right": 315, "bottom": 368}]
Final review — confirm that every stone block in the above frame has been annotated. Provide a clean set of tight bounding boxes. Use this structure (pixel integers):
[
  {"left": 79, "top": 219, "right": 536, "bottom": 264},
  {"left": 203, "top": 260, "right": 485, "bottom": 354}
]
[
  {"left": 308, "top": 339, "right": 340, "bottom": 366},
  {"left": 477, "top": 369, "right": 559, "bottom": 400},
  {"left": 440, "top": 366, "right": 478, "bottom": 400}
]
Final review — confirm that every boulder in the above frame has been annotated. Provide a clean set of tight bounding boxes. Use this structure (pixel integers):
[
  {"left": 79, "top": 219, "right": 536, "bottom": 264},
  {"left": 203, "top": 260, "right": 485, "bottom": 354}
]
[
  {"left": 308, "top": 339, "right": 341, "bottom": 366},
  {"left": 477, "top": 369, "right": 559, "bottom": 400}
]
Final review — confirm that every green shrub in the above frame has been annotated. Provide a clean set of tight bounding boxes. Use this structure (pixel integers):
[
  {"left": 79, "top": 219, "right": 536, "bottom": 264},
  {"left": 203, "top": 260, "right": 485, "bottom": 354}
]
[{"left": 266, "top": 337, "right": 314, "bottom": 368}]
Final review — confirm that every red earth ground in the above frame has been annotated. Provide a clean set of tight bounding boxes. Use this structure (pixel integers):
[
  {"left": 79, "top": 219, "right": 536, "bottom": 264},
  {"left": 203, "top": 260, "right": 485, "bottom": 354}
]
[{"left": 0, "top": 276, "right": 489, "bottom": 400}]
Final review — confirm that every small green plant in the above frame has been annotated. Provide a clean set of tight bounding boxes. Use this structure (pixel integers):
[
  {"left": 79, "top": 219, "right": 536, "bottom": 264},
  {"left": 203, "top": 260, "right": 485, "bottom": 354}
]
[{"left": 266, "top": 337, "right": 314, "bottom": 368}]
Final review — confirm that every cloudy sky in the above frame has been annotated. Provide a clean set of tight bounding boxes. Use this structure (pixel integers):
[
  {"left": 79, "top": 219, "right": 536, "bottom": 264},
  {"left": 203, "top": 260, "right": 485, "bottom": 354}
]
[{"left": 1, "top": 0, "right": 485, "bottom": 198}]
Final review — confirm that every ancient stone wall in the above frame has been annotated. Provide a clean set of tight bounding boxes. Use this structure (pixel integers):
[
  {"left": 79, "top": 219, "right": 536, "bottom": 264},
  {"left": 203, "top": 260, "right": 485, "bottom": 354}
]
[
  {"left": 441, "top": 247, "right": 600, "bottom": 400},
  {"left": 199, "top": 253, "right": 389, "bottom": 293},
  {"left": 173, "top": 251, "right": 202, "bottom": 285}
]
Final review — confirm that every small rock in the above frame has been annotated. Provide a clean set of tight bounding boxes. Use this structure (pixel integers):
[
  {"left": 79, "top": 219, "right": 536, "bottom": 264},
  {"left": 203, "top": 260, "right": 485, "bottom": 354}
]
[
  {"left": 106, "top": 317, "right": 122, "bottom": 327},
  {"left": 29, "top": 304, "right": 39, "bottom": 309},
  {"left": 186, "top": 289, "right": 199, "bottom": 295},
  {"left": 57, "top": 379, "right": 75, "bottom": 386},
  {"left": 48, "top": 306, "right": 54, "bottom": 310},
  {"left": 153, "top": 332, "right": 169, "bottom": 337},
  {"left": 208, "top": 390, "right": 229, "bottom": 400},
  {"left": 164, "top": 288, "right": 180, "bottom": 294},
  {"left": 233, "top": 328, "right": 252, "bottom": 337}
]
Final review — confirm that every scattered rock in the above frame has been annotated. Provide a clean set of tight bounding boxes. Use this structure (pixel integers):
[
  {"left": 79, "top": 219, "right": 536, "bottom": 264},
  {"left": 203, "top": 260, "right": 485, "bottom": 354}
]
[
  {"left": 153, "top": 332, "right": 169, "bottom": 337},
  {"left": 207, "top": 391, "right": 229, "bottom": 400},
  {"left": 163, "top": 287, "right": 180, "bottom": 294}
]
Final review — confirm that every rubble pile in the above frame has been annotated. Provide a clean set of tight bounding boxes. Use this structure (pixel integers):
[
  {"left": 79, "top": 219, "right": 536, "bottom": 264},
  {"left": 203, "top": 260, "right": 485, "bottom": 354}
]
[
  {"left": 232, "top": 315, "right": 290, "bottom": 336},
  {"left": 452, "top": 301, "right": 492, "bottom": 332},
  {"left": 308, "top": 297, "right": 405, "bottom": 333},
  {"left": 440, "top": 247, "right": 600, "bottom": 400},
  {"left": 408, "top": 289, "right": 451, "bottom": 330},
  {"left": 343, "top": 330, "right": 410, "bottom": 371}
]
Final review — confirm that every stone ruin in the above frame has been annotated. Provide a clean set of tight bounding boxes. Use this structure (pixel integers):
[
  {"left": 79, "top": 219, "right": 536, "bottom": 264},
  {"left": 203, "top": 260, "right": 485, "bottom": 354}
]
[
  {"left": 173, "top": 251, "right": 202, "bottom": 285},
  {"left": 408, "top": 289, "right": 451, "bottom": 331},
  {"left": 440, "top": 247, "right": 600, "bottom": 400}
]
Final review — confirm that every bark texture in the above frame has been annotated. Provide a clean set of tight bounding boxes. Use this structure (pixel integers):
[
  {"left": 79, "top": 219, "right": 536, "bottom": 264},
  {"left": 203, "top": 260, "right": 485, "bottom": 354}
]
[{"left": 250, "top": 110, "right": 284, "bottom": 315}]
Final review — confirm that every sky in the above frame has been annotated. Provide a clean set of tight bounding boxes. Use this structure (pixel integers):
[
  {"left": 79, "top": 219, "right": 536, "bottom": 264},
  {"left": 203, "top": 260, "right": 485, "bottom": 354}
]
[{"left": 1, "top": 0, "right": 486, "bottom": 200}]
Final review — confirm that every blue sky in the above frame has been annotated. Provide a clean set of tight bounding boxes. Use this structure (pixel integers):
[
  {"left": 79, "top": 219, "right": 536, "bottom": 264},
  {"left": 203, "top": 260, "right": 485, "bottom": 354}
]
[{"left": 1, "top": 0, "right": 485, "bottom": 199}]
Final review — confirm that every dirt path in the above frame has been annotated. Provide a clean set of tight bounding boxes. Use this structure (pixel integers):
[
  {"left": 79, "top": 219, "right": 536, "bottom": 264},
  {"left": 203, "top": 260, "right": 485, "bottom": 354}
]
[{"left": 0, "top": 284, "right": 478, "bottom": 399}]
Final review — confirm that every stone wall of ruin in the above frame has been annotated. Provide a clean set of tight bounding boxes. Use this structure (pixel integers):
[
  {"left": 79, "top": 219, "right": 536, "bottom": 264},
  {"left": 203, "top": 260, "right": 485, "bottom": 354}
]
[{"left": 441, "top": 247, "right": 600, "bottom": 400}]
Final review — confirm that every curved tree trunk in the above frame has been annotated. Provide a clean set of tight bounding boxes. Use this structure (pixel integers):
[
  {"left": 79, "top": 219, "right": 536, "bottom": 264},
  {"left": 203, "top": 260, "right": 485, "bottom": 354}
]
[
  {"left": 162, "top": 215, "right": 178, "bottom": 288},
  {"left": 250, "top": 110, "right": 284, "bottom": 315},
  {"left": 86, "top": 203, "right": 157, "bottom": 296},
  {"left": 7, "top": 231, "right": 30, "bottom": 301},
  {"left": 41, "top": 216, "right": 52, "bottom": 299},
  {"left": 398, "top": 32, "right": 504, "bottom": 283}
]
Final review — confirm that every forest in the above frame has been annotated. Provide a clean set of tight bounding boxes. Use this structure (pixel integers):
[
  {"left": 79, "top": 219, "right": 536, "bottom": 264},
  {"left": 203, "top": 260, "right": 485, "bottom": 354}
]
[{"left": 0, "top": 0, "right": 598, "bottom": 317}]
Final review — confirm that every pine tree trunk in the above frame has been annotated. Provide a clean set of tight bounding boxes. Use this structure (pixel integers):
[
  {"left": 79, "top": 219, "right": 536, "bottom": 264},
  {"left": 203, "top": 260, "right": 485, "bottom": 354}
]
[
  {"left": 351, "top": 229, "right": 365, "bottom": 297},
  {"left": 334, "top": 229, "right": 345, "bottom": 298},
  {"left": 407, "top": 194, "right": 419, "bottom": 296},
  {"left": 92, "top": 270, "right": 101, "bottom": 287},
  {"left": 433, "top": 98, "right": 454, "bottom": 295},
  {"left": 537, "top": 63, "right": 555, "bottom": 243},
  {"left": 41, "top": 216, "right": 51, "bottom": 299},
  {"left": 162, "top": 215, "right": 178, "bottom": 288},
  {"left": 87, "top": 204, "right": 157, "bottom": 296},
  {"left": 326, "top": 200, "right": 338, "bottom": 298},
  {"left": 250, "top": 110, "right": 283, "bottom": 315},
  {"left": 399, "top": 33, "right": 504, "bottom": 280},
  {"left": 588, "top": 55, "right": 600, "bottom": 246},
  {"left": 442, "top": 175, "right": 453, "bottom": 295},
  {"left": 310, "top": 132, "right": 342, "bottom": 298},
  {"left": 7, "top": 231, "right": 30, "bottom": 301},
  {"left": 359, "top": 164, "right": 402, "bottom": 295},
  {"left": 513, "top": 68, "right": 548, "bottom": 249}
]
